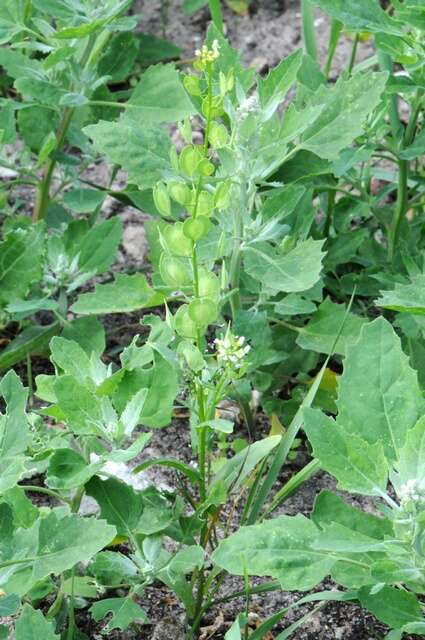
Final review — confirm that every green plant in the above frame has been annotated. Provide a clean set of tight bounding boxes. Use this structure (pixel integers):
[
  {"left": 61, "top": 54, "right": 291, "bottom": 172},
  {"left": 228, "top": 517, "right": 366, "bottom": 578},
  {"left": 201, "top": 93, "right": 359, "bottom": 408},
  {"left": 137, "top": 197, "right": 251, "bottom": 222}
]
[{"left": 214, "top": 318, "right": 425, "bottom": 638}]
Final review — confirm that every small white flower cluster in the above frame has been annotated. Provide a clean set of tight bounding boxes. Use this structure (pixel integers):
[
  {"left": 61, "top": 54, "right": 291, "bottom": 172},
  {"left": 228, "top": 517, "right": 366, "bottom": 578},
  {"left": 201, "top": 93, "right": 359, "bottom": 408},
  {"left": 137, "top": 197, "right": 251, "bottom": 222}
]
[
  {"left": 398, "top": 478, "right": 425, "bottom": 506},
  {"left": 236, "top": 93, "right": 259, "bottom": 121},
  {"left": 214, "top": 333, "right": 250, "bottom": 369},
  {"left": 195, "top": 40, "right": 220, "bottom": 65}
]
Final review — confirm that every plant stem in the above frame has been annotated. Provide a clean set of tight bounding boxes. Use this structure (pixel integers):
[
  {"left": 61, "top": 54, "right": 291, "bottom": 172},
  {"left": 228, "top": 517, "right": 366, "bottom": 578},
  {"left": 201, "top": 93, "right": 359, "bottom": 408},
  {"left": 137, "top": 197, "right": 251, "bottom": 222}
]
[
  {"left": 301, "top": 0, "right": 317, "bottom": 61},
  {"left": 388, "top": 93, "right": 423, "bottom": 262},
  {"left": 19, "top": 484, "right": 71, "bottom": 504},
  {"left": 33, "top": 107, "right": 74, "bottom": 222},
  {"left": 324, "top": 19, "right": 342, "bottom": 79},
  {"left": 208, "top": 0, "right": 224, "bottom": 33},
  {"left": 347, "top": 32, "right": 359, "bottom": 75}
]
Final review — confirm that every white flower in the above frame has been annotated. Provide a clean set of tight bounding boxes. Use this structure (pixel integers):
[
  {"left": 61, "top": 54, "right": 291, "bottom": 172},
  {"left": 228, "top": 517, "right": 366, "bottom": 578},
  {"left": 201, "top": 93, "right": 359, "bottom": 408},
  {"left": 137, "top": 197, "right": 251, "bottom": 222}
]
[
  {"left": 236, "top": 93, "right": 259, "bottom": 121},
  {"left": 195, "top": 40, "right": 220, "bottom": 65},
  {"left": 214, "top": 331, "right": 251, "bottom": 369},
  {"left": 398, "top": 478, "right": 425, "bottom": 505}
]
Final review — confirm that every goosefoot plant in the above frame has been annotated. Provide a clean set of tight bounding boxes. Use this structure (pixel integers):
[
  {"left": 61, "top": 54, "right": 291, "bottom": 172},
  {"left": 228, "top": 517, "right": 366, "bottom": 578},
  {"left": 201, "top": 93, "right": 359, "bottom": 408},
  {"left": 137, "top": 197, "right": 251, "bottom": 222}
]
[{"left": 214, "top": 318, "right": 425, "bottom": 639}]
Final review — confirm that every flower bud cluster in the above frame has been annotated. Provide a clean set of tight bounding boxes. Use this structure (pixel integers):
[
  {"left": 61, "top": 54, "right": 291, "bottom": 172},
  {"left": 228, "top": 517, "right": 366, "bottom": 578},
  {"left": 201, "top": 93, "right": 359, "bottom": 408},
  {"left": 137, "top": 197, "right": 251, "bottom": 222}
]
[
  {"left": 214, "top": 333, "right": 250, "bottom": 369},
  {"left": 398, "top": 478, "right": 425, "bottom": 508},
  {"left": 195, "top": 40, "right": 220, "bottom": 66}
]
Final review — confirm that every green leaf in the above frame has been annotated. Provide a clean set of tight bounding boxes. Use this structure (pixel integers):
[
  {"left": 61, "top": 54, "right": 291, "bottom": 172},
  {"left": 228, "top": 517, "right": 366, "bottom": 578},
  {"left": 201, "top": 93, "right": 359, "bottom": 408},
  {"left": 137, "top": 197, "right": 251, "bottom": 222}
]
[
  {"left": 46, "top": 448, "right": 102, "bottom": 490},
  {"left": 78, "top": 217, "right": 122, "bottom": 275},
  {"left": 84, "top": 114, "right": 171, "bottom": 189},
  {"left": 399, "top": 128, "right": 425, "bottom": 161},
  {"left": 299, "top": 72, "right": 388, "bottom": 160},
  {"left": 0, "top": 371, "right": 30, "bottom": 494},
  {"left": 211, "top": 436, "right": 281, "bottom": 492},
  {"left": 88, "top": 551, "right": 138, "bottom": 586},
  {"left": 0, "top": 322, "right": 60, "bottom": 372},
  {"left": 258, "top": 50, "right": 302, "bottom": 119},
  {"left": 304, "top": 409, "right": 388, "bottom": 497},
  {"left": 0, "top": 224, "right": 44, "bottom": 305},
  {"left": 114, "top": 351, "right": 178, "bottom": 429},
  {"left": 98, "top": 32, "right": 139, "bottom": 83},
  {"left": 15, "top": 604, "right": 60, "bottom": 640},
  {"left": 393, "top": 416, "right": 425, "bottom": 492},
  {"left": 61, "top": 316, "right": 105, "bottom": 356},
  {"left": 0, "top": 513, "right": 116, "bottom": 595},
  {"left": 63, "top": 188, "right": 106, "bottom": 214},
  {"left": 85, "top": 476, "right": 144, "bottom": 537},
  {"left": 309, "top": 0, "right": 403, "bottom": 35},
  {"left": 50, "top": 337, "right": 92, "bottom": 381},
  {"left": 206, "top": 25, "right": 254, "bottom": 93},
  {"left": 274, "top": 294, "right": 316, "bottom": 316},
  {"left": 376, "top": 274, "right": 425, "bottom": 315},
  {"left": 0, "top": 593, "right": 20, "bottom": 616},
  {"left": 243, "top": 238, "right": 325, "bottom": 294},
  {"left": 213, "top": 514, "right": 334, "bottom": 590},
  {"left": 336, "top": 318, "right": 424, "bottom": 462},
  {"left": 358, "top": 585, "right": 422, "bottom": 629},
  {"left": 71, "top": 273, "right": 162, "bottom": 315},
  {"left": 296, "top": 298, "right": 367, "bottom": 356},
  {"left": 53, "top": 376, "right": 105, "bottom": 436},
  {"left": 90, "top": 597, "right": 148, "bottom": 631},
  {"left": 129, "top": 64, "right": 197, "bottom": 124},
  {"left": 137, "top": 33, "right": 182, "bottom": 65},
  {"left": 54, "top": 18, "right": 107, "bottom": 39}
]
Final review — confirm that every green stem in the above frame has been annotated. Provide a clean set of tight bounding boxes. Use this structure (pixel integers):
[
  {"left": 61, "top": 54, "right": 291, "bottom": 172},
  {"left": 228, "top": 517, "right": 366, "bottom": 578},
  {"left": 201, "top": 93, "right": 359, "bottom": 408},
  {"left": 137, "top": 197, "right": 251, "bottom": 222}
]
[
  {"left": 388, "top": 93, "right": 423, "bottom": 262},
  {"left": 33, "top": 107, "right": 74, "bottom": 221},
  {"left": 347, "top": 32, "right": 359, "bottom": 75},
  {"left": 208, "top": 0, "right": 224, "bottom": 33},
  {"left": 19, "top": 484, "right": 71, "bottom": 504},
  {"left": 324, "top": 19, "right": 342, "bottom": 79},
  {"left": 301, "top": 0, "right": 317, "bottom": 61},
  {"left": 324, "top": 189, "right": 335, "bottom": 237}
]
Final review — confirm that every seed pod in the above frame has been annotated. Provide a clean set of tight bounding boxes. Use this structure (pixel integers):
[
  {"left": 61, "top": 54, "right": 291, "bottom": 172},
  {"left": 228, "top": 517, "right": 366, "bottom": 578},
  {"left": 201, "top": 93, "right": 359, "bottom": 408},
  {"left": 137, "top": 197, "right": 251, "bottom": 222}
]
[
  {"left": 184, "top": 75, "right": 202, "bottom": 96},
  {"left": 183, "top": 216, "right": 211, "bottom": 242},
  {"left": 162, "top": 222, "right": 193, "bottom": 257},
  {"left": 179, "top": 145, "right": 203, "bottom": 177},
  {"left": 168, "top": 181, "right": 192, "bottom": 205},
  {"left": 208, "top": 122, "right": 229, "bottom": 149},
  {"left": 188, "top": 297, "right": 218, "bottom": 327},
  {"left": 202, "top": 95, "right": 224, "bottom": 119},
  {"left": 153, "top": 182, "right": 171, "bottom": 218},
  {"left": 198, "top": 158, "right": 215, "bottom": 176},
  {"left": 174, "top": 304, "right": 198, "bottom": 339},
  {"left": 214, "top": 181, "right": 230, "bottom": 210},
  {"left": 187, "top": 190, "right": 215, "bottom": 217},
  {"left": 160, "top": 254, "right": 191, "bottom": 287},
  {"left": 198, "top": 269, "right": 220, "bottom": 300}
]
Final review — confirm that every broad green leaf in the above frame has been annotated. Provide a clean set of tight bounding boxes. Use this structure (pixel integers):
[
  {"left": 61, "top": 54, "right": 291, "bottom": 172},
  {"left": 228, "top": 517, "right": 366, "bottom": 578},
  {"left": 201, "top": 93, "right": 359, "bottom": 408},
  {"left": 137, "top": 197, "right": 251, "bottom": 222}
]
[
  {"left": 54, "top": 18, "right": 107, "bottom": 39},
  {"left": 53, "top": 376, "right": 105, "bottom": 436},
  {"left": 0, "top": 512, "right": 116, "bottom": 594},
  {"left": 213, "top": 514, "right": 334, "bottom": 590},
  {"left": 164, "top": 545, "right": 204, "bottom": 577},
  {"left": 15, "top": 604, "right": 59, "bottom": 640},
  {"left": 243, "top": 238, "right": 325, "bottom": 294},
  {"left": 50, "top": 337, "right": 92, "bottom": 381},
  {"left": 71, "top": 273, "right": 162, "bottom": 315},
  {"left": 90, "top": 597, "right": 148, "bottom": 631},
  {"left": 0, "top": 593, "right": 20, "bottom": 616},
  {"left": 358, "top": 585, "right": 422, "bottom": 629},
  {"left": 258, "top": 50, "right": 302, "bottom": 119},
  {"left": 88, "top": 551, "right": 138, "bottom": 586},
  {"left": 86, "top": 477, "right": 172, "bottom": 537},
  {"left": 399, "top": 128, "right": 425, "bottom": 161},
  {"left": 377, "top": 274, "right": 425, "bottom": 315},
  {"left": 98, "top": 32, "right": 139, "bottom": 83},
  {"left": 299, "top": 72, "right": 388, "bottom": 160},
  {"left": 137, "top": 33, "right": 182, "bottom": 64},
  {"left": 17, "top": 106, "right": 59, "bottom": 153},
  {"left": 0, "top": 49, "right": 42, "bottom": 79},
  {"left": 114, "top": 352, "right": 178, "bottom": 429},
  {"left": 63, "top": 188, "right": 106, "bottom": 214},
  {"left": 107, "top": 432, "right": 152, "bottom": 463},
  {"left": 78, "top": 217, "right": 122, "bottom": 275},
  {"left": 211, "top": 436, "right": 281, "bottom": 492},
  {"left": 296, "top": 298, "right": 367, "bottom": 356},
  {"left": 84, "top": 114, "right": 171, "bottom": 189},
  {"left": 274, "top": 294, "right": 316, "bottom": 316},
  {"left": 304, "top": 409, "right": 388, "bottom": 496},
  {"left": 14, "top": 77, "right": 65, "bottom": 107},
  {"left": 393, "top": 416, "right": 425, "bottom": 492},
  {"left": 61, "top": 316, "right": 105, "bottom": 356},
  {"left": 2, "top": 487, "right": 38, "bottom": 529},
  {"left": 310, "top": 0, "right": 403, "bottom": 35},
  {"left": 336, "top": 318, "right": 424, "bottom": 462},
  {"left": 0, "top": 371, "right": 30, "bottom": 494},
  {"left": 0, "top": 224, "right": 44, "bottom": 305},
  {"left": 129, "top": 64, "right": 197, "bottom": 124},
  {"left": 46, "top": 448, "right": 102, "bottom": 490},
  {"left": 0, "top": 323, "right": 60, "bottom": 372}
]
